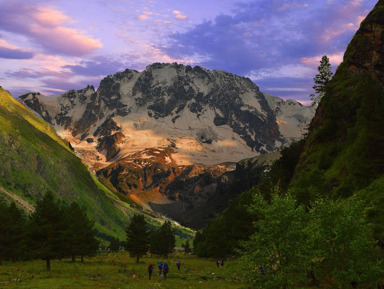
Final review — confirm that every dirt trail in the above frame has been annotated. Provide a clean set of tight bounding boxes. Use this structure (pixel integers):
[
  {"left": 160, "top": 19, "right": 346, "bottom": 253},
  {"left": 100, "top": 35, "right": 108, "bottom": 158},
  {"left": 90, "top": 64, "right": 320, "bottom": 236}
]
[{"left": 0, "top": 187, "right": 35, "bottom": 213}]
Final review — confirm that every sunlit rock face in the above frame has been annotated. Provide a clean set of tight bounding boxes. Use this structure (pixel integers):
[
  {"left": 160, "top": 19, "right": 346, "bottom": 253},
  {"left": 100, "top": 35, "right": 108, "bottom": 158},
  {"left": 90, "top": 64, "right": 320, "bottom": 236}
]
[{"left": 19, "top": 63, "right": 314, "bottom": 228}]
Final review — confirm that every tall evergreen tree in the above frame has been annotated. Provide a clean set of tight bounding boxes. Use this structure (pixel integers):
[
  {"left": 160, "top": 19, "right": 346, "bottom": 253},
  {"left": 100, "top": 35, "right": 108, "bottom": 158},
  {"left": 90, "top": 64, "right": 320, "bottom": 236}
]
[
  {"left": 5, "top": 203, "right": 26, "bottom": 262},
  {"left": 309, "top": 55, "right": 333, "bottom": 106},
  {"left": 157, "top": 221, "right": 175, "bottom": 258},
  {"left": 184, "top": 239, "right": 191, "bottom": 255},
  {"left": 64, "top": 201, "right": 99, "bottom": 262},
  {"left": 125, "top": 214, "right": 149, "bottom": 263},
  {"left": 28, "top": 191, "right": 66, "bottom": 270},
  {"left": 108, "top": 237, "right": 120, "bottom": 252}
]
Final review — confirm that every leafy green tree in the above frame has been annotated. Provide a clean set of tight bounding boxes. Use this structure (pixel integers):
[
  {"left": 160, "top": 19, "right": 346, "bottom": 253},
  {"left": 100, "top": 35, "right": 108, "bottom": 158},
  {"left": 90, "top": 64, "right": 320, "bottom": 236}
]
[
  {"left": 307, "top": 197, "right": 384, "bottom": 288},
  {"left": 28, "top": 191, "right": 67, "bottom": 270},
  {"left": 64, "top": 201, "right": 99, "bottom": 262},
  {"left": 108, "top": 237, "right": 120, "bottom": 252},
  {"left": 240, "top": 192, "right": 384, "bottom": 289},
  {"left": 125, "top": 214, "right": 149, "bottom": 263},
  {"left": 309, "top": 55, "right": 333, "bottom": 106},
  {"left": 241, "top": 192, "right": 310, "bottom": 289}
]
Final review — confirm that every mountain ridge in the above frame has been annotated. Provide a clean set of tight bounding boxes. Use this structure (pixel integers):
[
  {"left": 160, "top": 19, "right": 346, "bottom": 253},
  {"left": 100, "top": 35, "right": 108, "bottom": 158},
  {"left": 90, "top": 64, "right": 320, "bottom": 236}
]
[{"left": 18, "top": 64, "right": 314, "bottom": 228}]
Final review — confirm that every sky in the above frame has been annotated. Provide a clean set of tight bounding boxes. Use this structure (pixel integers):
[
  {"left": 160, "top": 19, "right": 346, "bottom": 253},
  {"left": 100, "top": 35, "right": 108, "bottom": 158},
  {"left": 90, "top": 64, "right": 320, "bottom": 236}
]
[{"left": 0, "top": 0, "right": 377, "bottom": 105}]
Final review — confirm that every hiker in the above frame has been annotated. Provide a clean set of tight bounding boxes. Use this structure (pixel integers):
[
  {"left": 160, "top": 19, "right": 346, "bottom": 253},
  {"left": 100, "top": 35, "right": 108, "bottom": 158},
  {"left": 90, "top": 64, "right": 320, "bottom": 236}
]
[
  {"left": 158, "top": 261, "right": 163, "bottom": 276},
  {"left": 221, "top": 259, "right": 224, "bottom": 267},
  {"left": 162, "top": 262, "right": 169, "bottom": 279},
  {"left": 216, "top": 259, "right": 220, "bottom": 267},
  {"left": 176, "top": 260, "right": 181, "bottom": 271},
  {"left": 148, "top": 263, "right": 153, "bottom": 280},
  {"left": 260, "top": 266, "right": 265, "bottom": 274}
]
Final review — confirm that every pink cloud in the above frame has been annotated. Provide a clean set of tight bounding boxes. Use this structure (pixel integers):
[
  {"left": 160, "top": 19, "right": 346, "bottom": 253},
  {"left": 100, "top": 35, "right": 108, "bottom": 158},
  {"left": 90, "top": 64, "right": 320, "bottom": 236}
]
[
  {"left": 173, "top": 10, "right": 187, "bottom": 20},
  {"left": 300, "top": 53, "right": 343, "bottom": 67},
  {"left": 320, "top": 23, "right": 356, "bottom": 43},
  {"left": 0, "top": 3, "right": 102, "bottom": 57},
  {"left": 33, "top": 6, "right": 72, "bottom": 27},
  {"left": 137, "top": 15, "right": 149, "bottom": 20}
]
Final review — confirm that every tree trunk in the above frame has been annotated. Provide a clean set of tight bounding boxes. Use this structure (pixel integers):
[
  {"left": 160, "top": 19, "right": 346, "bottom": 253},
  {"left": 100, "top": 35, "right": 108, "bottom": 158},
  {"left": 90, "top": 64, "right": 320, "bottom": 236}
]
[
  {"left": 81, "top": 255, "right": 84, "bottom": 263},
  {"left": 46, "top": 258, "right": 51, "bottom": 271},
  {"left": 72, "top": 254, "right": 75, "bottom": 262},
  {"left": 136, "top": 255, "right": 139, "bottom": 263}
]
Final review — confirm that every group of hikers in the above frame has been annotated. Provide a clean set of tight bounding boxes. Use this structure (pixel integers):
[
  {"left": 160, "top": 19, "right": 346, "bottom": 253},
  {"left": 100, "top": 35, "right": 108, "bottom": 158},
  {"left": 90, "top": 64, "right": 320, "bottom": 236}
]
[
  {"left": 147, "top": 260, "right": 181, "bottom": 280},
  {"left": 216, "top": 259, "right": 225, "bottom": 267},
  {"left": 148, "top": 259, "right": 225, "bottom": 280}
]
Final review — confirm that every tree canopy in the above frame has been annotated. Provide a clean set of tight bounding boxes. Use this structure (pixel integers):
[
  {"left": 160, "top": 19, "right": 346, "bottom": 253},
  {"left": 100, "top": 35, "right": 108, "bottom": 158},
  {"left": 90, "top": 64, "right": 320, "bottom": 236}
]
[{"left": 240, "top": 192, "right": 384, "bottom": 289}]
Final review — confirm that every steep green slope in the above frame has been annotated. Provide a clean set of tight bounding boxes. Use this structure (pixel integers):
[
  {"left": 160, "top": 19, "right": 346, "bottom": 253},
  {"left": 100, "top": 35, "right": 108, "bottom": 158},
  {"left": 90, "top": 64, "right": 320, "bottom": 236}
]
[
  {"left": 289, "top": 1, "right": 384, "bottom": 228},
  {"left": 0, "top": 87, "right": 133, "bottom": 240}
]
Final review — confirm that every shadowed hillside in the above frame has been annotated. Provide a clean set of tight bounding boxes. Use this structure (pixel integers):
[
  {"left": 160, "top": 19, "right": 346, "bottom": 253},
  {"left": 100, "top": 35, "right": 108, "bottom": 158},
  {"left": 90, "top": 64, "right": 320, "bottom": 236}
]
[{"left": 289, "top": 0, "right": 384, "bottom": 230}]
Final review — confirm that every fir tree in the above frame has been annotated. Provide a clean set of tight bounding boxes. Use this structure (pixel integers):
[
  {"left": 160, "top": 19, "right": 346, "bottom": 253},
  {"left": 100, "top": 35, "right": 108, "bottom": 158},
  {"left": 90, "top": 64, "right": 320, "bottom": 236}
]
[
  {"left": 6, "top": 203, "right": 26, "bottom": 262},
  {"left": 108, "top": 237, "right": 120, "bottom": 252},
  {"left": 309, "top": 55, "right": 333, "bottom": 106},
  {"left": 28, "top": 191, "right": 67, "bottom": 270},
  {"left": 64, "top": 201, "right": 99, "bottom": 262},
  {"left": 125, "top": 214, "right": 149, "bottom": 263},
  {"left": 157, "top": 221, "right": 175, "bottom": 258},
  {"left": 184, "top": 239, "right": 191, "bottom": 255}
]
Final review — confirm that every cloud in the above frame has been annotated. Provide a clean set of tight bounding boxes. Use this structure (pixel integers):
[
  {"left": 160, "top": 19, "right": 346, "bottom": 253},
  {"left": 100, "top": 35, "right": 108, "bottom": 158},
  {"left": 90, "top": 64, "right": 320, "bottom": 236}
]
[
  {"left": 137, "top": 14, "right": 149, "bottom": 20},
  {"left": 0, "top": 40, "right": 34, "bottom": 59},
  {"left": 63, "top": 56, "right": 130, "bottom": 77},
  {"left": 159, "top": 0, "right": 375, "bottom": 102},
  {"left": 0, "top": 2, "right": 102, "bottom": 57},
  {"left": 301, "top": 53, "right": 344, "bottom": 67},
  {"left": 173, "top": 10, "right": 187, "bottom": 20}
]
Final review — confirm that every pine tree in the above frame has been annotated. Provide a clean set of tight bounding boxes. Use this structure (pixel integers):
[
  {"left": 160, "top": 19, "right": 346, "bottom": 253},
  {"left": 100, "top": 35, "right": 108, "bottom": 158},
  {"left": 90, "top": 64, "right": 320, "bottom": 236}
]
[
  {"left": 108, "top": 237, "right": 120, "bottom": 252},
  {"left": 6, "top": 203, "right": 26, "bottom": 262},
  {"left": 184, "top": 239, "right": 191, "bottom": 255},
  {"left": 28, "top": 191, "right": 67, "bottom": 270},
  {"left": 125, "top": 214, "right": 149, "bottom": 263},
  {"left": 157, "top": 221, "right": 175, "bottom": 258},
  {"left": 309, "top": 55, "right": 333, "bottom": 106},
  {"left": 64, "top": 201, "right": 99, "bottom": 262}
]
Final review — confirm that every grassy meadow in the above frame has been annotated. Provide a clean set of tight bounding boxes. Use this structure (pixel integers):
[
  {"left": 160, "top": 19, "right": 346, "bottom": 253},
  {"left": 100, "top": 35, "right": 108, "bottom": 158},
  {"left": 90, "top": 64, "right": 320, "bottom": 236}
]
[{"left": 0, "top": 253, "right": 246, "bottom": 289}]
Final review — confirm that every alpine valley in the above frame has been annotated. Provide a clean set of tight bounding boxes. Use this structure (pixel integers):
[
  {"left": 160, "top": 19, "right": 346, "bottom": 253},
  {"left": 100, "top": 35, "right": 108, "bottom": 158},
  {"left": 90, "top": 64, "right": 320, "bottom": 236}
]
[{"left": 19, "top": 64, "right": 314, "bottom": 228}]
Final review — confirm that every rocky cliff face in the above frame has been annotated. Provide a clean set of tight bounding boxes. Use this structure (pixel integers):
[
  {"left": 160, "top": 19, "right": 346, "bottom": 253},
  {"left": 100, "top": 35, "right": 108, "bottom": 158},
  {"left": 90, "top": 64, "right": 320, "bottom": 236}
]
[
  {"left": 19, "top": 63, "right": 313, "bottom": 228},
  {"left": 290, "top": 0, "right": 384, "bottom": 203}
]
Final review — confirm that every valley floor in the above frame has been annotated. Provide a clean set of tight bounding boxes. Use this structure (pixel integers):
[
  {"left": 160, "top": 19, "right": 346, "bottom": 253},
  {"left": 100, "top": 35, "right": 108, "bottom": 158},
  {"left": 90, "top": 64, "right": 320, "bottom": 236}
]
[{"left": 0, "top": 253, "right": 246, "bottom": 289}]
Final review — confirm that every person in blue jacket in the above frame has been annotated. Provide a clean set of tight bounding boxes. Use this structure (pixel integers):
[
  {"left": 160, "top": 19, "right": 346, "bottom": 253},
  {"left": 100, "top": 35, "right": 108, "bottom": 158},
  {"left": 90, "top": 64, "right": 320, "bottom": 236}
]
[{"left": 162, "top": 262, "right": 169, "bottom": 279}]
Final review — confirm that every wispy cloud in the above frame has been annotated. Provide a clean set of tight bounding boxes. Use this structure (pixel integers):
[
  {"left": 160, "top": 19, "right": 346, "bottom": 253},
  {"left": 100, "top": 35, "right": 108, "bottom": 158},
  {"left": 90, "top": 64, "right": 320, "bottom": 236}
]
[
  {"left": 0, "top": 2, "right": 102, "bottom": 57},
  {"left": 0, "top": 39, "right": 34, "bottom": 59}
]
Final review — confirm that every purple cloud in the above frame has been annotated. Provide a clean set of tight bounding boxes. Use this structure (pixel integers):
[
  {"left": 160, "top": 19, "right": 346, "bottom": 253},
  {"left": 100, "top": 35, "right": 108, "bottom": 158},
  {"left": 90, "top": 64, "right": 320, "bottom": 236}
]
[
  {"left": 63, "top": 56, "right": 132, "bottom": 77},
  {"left": 160, "top": 0, "right": 376, "bottom": 101},
  {"left": 0, "top": 46, "right": 34, "bottom": 59}
]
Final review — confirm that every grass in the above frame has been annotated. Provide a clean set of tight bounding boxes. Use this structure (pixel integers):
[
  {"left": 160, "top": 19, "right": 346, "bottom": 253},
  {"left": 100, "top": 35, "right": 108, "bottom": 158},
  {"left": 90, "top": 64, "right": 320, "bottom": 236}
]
[
  {"left": 0, "top": 88, "right": 195, "bottom": 244},
  {"left": 0, "top": 253, "right": 246, "bottom": 289}
]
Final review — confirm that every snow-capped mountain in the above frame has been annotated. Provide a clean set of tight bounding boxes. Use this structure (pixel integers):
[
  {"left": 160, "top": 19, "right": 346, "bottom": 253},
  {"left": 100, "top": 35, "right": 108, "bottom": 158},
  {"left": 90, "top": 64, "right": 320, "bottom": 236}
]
[
  {"left": 19, "top": 63, "right": 314, "bottom": 228},
  {"left": 20, "top": 63, "right": 313, "bottom": 170}
]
